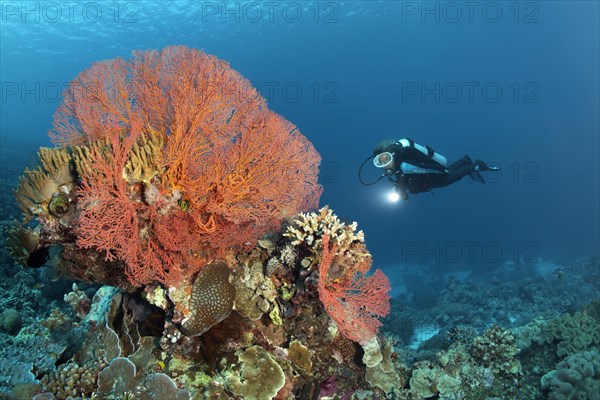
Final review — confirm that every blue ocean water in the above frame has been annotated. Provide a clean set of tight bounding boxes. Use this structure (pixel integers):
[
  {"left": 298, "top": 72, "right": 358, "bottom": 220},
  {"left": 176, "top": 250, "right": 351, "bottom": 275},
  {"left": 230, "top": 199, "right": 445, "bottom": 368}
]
[
  {"left": 2, "top": 1, "right": 598, "bottom": 265},
  {"left": 0, "top": 1, "right": 599, "bottom": 399}
]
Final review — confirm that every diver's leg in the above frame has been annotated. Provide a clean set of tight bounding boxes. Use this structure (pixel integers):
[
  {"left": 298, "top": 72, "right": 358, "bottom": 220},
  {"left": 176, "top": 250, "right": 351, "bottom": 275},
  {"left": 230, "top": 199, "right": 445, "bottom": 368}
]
[{"left": 424, "top": 156, "right": 475, "bottom": 189}]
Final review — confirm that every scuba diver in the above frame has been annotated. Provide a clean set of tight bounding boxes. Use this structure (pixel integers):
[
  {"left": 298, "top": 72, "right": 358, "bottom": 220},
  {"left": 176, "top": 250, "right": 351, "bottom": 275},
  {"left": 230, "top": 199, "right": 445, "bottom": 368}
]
[{"left": 359, "top": 138, "right": 500, "bottom": 200}]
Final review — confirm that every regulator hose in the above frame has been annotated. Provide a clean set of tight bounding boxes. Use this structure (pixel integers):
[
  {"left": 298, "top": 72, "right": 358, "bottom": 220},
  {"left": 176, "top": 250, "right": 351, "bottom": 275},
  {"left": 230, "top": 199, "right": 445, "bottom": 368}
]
[{"left": 358, "top": 155, "right": 386, "bottom": 186}]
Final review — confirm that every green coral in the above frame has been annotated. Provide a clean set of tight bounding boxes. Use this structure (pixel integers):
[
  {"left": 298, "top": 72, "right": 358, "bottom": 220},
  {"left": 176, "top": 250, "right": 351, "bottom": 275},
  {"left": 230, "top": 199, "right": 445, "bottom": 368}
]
[
  {"left": 279, "top": 284, "right": 295, "bottom": 301},
  {"left": 542, "top": 312, "right": 600, "bottom": 357},
  {"left": 541, "top": 350, "right": 600, "bottom": 400},
  {"left": 409, "top": 367, "right": 437, "bottom": 398},
  {"left": 268, "top": 302, "right": 283, "bottom": 326},
  {"left": 143, "top": 285, "right": 169, "bottom": 310}
]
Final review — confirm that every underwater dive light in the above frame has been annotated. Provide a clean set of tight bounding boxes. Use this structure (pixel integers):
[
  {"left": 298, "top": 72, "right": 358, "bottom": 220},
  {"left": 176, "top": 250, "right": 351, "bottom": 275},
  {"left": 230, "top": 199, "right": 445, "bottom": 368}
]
[{"left": 387, "top": 189, "right": 401, "bottom": 203}]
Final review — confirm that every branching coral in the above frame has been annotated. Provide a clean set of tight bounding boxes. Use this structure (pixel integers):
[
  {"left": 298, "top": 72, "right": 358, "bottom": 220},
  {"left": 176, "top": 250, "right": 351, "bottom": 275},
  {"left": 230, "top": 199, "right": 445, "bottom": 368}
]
[{"left": 284, "top": 206, "right": 364, "bottom": 251}]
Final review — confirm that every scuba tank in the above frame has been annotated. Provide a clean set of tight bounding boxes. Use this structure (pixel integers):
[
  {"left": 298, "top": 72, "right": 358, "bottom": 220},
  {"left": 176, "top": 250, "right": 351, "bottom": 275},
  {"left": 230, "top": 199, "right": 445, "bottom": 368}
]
[
  {"left": 396, "top": 138, "right": 448, "bottom": 167},
  {"left": 400, "top": 162, "right": 445, "bottom": 175}
]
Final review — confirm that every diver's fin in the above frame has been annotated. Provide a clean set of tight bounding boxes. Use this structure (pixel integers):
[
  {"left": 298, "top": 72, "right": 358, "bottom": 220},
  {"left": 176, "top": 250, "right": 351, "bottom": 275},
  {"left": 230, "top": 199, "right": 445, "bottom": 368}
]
[
  {"left": 470, "top": 171, "right": 485, "bottom": 184},
  {"left": 474, "top": 159, "right": 500, "bottom": 172}
]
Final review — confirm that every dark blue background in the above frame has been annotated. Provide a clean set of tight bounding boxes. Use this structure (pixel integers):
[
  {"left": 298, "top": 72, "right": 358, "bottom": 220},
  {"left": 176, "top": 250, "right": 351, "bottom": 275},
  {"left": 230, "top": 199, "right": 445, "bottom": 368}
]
[{"left": 1, "top": 1, "right": 598, "bottom": 276}]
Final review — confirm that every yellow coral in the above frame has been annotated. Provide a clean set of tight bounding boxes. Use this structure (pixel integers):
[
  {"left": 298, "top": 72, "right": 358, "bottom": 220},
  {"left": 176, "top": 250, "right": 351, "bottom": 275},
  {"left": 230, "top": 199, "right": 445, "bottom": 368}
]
[
  {"left": 123, "top": 128, "right": 165, "bottom": 184},
  {"left": 16, "top": 147, "right": 74, "bottom": 221},
  {"left": 226, "top": 346, "right": 285, "bottom": 400}
]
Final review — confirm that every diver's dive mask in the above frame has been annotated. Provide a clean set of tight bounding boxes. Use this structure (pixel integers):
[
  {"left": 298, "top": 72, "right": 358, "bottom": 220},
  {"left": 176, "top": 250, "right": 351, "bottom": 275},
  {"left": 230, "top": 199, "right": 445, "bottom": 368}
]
[{"left": 373, "top": 152, "right": 394, "bottom": 170}]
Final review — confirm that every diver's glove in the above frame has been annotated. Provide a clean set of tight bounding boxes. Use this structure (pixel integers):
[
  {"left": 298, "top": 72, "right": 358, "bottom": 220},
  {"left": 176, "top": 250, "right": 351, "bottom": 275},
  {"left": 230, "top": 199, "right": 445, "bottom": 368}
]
[{"left": 474, "top": 159, "right": 500, "bottom": 172}]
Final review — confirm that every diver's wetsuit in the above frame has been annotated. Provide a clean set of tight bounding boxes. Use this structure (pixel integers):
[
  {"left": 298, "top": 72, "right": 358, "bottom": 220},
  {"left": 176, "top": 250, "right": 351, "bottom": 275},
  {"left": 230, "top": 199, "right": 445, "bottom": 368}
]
[{"left": 397, "top": 155, "right": 477, "bottom": 195}]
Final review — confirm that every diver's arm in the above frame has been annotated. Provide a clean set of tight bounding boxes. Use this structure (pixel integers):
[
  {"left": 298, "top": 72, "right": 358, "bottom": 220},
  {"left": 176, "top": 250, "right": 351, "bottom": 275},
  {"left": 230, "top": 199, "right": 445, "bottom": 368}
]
[{"left": 388, "top": 171, "right": 409, "bottom": 200}]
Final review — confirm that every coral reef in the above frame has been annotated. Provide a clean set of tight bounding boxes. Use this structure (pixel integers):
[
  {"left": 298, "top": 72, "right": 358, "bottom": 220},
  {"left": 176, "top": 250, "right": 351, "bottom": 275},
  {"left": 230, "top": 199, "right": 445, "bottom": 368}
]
[
  {"left": 4, "top": 44, "right": 600, "bottom": 400},
  {"left": 4, "top": 47, "right": 399, "bottom": 400},
  {"left": 1, "top": 202, "right": 397, "bottom": 399}
]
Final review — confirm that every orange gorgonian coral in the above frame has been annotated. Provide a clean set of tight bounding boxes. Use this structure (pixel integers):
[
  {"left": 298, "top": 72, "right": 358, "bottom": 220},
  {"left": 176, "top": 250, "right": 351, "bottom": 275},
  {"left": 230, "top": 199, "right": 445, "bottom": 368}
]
[
  {"left": 318, "top": 233, "right": 391, "bottom": 343},
  {"left": 52, "top": 46, "right": 322, "bottom": 287}
]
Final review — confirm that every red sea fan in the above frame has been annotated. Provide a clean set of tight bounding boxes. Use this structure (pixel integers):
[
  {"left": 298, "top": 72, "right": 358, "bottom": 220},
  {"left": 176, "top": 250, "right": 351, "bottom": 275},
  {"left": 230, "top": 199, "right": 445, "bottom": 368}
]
[
  {"left": 54, "top": 46, "right": 322, "bottom": 287},
  {"left": 318, "top": 233, "right": 392, "bottom": 343}
]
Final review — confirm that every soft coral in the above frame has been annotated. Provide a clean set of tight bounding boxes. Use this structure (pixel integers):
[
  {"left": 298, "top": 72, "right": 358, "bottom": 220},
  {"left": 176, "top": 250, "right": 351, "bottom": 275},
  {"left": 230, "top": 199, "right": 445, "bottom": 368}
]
[{"left": 318, "top": 233, "right": 391, "bottom": 343}]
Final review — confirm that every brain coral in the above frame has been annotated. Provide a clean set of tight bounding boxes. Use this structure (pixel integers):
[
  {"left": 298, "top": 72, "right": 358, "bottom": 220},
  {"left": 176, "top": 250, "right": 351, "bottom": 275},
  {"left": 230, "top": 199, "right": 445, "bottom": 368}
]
[
  {"left": 181, "top": 262, "right": 235, "bottom": 337},
  {"left": 0, "top": 308, "right": 22, "bottom": 335}
]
